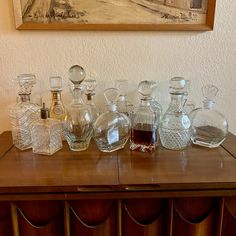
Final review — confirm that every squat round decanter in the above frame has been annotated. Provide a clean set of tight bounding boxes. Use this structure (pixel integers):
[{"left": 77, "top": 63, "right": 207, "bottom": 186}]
[
  {"left": 9, "top": 74, "right": 40, "bottom": 150},
  {"left": 93, "top": 88, "right": 130, "bottom": 152},
  {"left": 190, "top": 85, "right": 228, "bottom": 148},
  {"left": 63, "top": 65, "right": 93, "bottom": 151},
  {"left": 159, "top": 77, "right": 191, "bottom": 150}
]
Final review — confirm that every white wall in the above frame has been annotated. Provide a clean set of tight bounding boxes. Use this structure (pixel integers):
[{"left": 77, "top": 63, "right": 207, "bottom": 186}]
[{"left": 0, "top": 0, "right": 235, "bottom": 134}]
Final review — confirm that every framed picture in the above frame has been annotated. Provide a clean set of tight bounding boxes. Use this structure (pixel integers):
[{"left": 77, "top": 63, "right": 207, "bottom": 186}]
[{"left": 13, "top": 0, "right": 217, "bottom": 30}]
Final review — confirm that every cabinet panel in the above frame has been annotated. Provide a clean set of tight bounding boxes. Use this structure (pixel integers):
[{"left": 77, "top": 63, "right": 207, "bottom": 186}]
[
  {"left": 69, "top": 199, "right": 116, "bottom": 236},
  {"left": 172, "top": 197, "right": 219, "bottom": 236},
  {"left": 0, "top": 202, "right": 13, "bottom": 236},
  {"left": 222, "top": 197, "right": 236, "bottom": 236},
  {"left": 122, "top": 198, "right": 168, "bottom": 236},
  {"left": 17, "top": 201, "right": 64, "bottom": 236}
]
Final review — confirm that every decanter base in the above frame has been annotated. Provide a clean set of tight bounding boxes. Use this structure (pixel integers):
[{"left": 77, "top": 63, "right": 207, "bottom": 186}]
[
  {"left": 130, "top": 142, "right": 156, "bottom": 153},
  {"left": 67, "top": 141, "right": 90, "bottom": 152}
]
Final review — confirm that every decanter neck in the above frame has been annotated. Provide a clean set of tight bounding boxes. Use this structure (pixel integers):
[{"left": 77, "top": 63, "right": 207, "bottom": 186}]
[
  {"left": 72, "top": 87, "right": 84, "bottom": 105},
  {"left": 203, "top": 99, "right": 215, "bottom": 109},
  {"left": 18, "top": 94, "right": 30, "bottom": 103},
  {"left": 86, "top": 93, "right": 95, "bottom": 102},
  {"left": 140, "top": 97, "right": 151, "bottom": 106},
  {"left": 169, "top": 94, "right": 184, "bottom": 111},
  {"left": 51, "top": 91, "right": 62, "bottom": 101}
]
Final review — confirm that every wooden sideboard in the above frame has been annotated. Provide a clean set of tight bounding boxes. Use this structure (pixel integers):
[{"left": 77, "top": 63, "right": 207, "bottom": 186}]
[{"left": 0, "top": 131, "right": 236, "bottom": 236}]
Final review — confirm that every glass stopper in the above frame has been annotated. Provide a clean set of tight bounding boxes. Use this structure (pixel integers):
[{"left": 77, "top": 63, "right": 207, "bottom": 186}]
[
  {"left": 138, "top": 80, "right": 157, "bottom": 97},
  {"left": 69, "top": 65, "right": 86, "bottom": 85},
  {"left": 202, "top": 85, "right": 218, "bottom": 101},
  {"left": 83, "top": 79, "right": 97, "bottom": 94},
  {"left": 50, "top": 76, "right": 62, "bottom": 91},
  {"left": 169, "top": 77, "right": 186, "bottom": 94},
  {"left": 115, "top": 80, "right": 128, "bottom": 96},
  {"left": 104, "top": 88, "right": 119, "bottom": 105},
  {"left": 17, "top": 74, "right": 36, "bottom": 95}
]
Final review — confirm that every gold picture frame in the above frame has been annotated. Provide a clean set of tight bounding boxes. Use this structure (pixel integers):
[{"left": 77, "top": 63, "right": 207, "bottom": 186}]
[{"left": 13, "top": 0, "right": 217, "bottom": 31}]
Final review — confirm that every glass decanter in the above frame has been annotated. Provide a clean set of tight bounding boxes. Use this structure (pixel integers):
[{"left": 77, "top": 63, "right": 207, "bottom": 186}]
[
  {"left": 183, "top": 80, "right": 195, "bottom": 114},
  {"left": 190, "top": 85, "right": 228, "bottom": 148},
  {"left": 31, "top": 103, "right": 63, "bottom": 155},
  {"left": 130, "top": 80, "right": 158, "bottom": 153},
  {"left": 159, "top": 77, "right": 191, "bottom": 150},
  {"left": 93, "top": 88, "right": 130, "bottom": 152},
  {"left": 63, "top": 65, "right": 93, "bottom": 151},
  {"left": 83, "top": 79, "right": 100, "bottom": 122},
  {"left": 49, "top": 76, "right": 66, "bottom": 121},
  {"left": 9, "top": 74, "right": 40, "bottom": 150}
]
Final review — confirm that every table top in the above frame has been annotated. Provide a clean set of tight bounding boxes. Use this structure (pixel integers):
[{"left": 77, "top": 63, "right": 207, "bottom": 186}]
[{"left": 0, "top": 131, "right": 236, "bottom": 195}]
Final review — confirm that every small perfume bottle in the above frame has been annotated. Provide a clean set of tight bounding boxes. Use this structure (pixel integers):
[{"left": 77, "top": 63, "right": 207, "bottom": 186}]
[
  {"left": 49, "top": 76, "right": 66, "bottom": 121},
  {"left": 130, "top": 81, "right": 158, "bottom": 153},
  {"left": 31, "top": 103, "right": 63, "bottom": 155},
  {"left": 64, "top": 65, "right": 94, "bottom": 151},
  {"left": 9, "top": 74, "right": 41, "bottom": 150},
  {"left": 93, "top": 88, "right": 131, "bottom": 152},
  {"left": 83, "top": 79, "right": 100, "bottom": 122},
  {"left": 190, "top": 85, "right": 228, "bottom": 148},
  {"left": 159, "top": 77, "right": 191, "bottom": 150}
]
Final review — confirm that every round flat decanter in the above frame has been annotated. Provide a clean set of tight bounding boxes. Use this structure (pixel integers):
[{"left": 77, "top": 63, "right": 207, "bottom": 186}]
[
  {"left": 190, "top": 85, "right": 228, "bottom": 148},
  {"left": 63, "top": 65, "right": 93, "bottom": 151},
  {"left": 159, "top": 77, "right": 191, "bottom": 150},
  {"left": 93, "top": 88, "right": 130, "bottom": 152}
]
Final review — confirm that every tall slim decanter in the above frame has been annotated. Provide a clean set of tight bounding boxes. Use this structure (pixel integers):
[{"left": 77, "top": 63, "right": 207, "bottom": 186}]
[
  {"left": 83, "top": 79, "right": 100, "bottom": 122},
  {"left": 9, "top": 74, "right": 40, "bottom": 150},
  {"left": 93, "top": 88, "right": 130, "bottom": 152},
  {"left": 130, "top": 80, "right": 158, "bottom": 152},
  {"left": 159, "top": 77, "right": 191, "bottom": 150},
  {"left": 63, "top": 65, "right": 93, "bottom": 151},
  {"left": 190, "top": 85, "right": 228, "bottom": 148},
  {"left": 49, "top": 76, "right": 66, "bottom": 121}
]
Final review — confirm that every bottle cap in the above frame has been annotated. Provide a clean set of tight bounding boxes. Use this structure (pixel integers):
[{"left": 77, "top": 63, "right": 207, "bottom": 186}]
[{"left": 40, "top": 103, "right": 50, "bottom": 119}]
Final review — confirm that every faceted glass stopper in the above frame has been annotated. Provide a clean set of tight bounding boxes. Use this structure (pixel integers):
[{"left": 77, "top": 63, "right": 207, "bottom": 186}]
[
  {"left": 115, "top": 80, "right": 128, "bottom": 96},
  {"left": 104, "top": 88, "right": 119, "bottom": 105},
  {"left": 138, "top": 80, "right": 157, "bottom": 97},
  {"left": 83, "top": 79, "right": 97, "bottom": 94},
  {"left": 202, "top": 85, "right": 218, "bottom": 101},
  {"left": 69, "top": 65, "right": 86, "bottom": 85},
  {"left": 169, "top": 77, "right": 186, "bottom": 94},
  {"left": 50, "top": 76, "right": 62, "bottom": 91},
  {"left": 17, "top": 74, "right": 36, "bottom": 95}
]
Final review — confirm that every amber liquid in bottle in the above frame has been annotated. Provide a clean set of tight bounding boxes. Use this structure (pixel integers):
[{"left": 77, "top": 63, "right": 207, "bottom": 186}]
[{"left": 130, "top": 123, "right": 158, "bottom": 152}]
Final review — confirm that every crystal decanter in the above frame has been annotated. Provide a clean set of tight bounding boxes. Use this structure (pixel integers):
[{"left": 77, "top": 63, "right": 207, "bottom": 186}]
[
  {"left": 130, "top": 80, "right": 159, "bottom": 152},
  {"left": 63, "top": 65, "right": 93, "bottom": 151},
  {"left": 93, "top": 88, "right": 130, "bottom": 152},
  {"left": 190, "top": 85, "right": 228, "bottom": 148},
  {"left": 183, "top": 80, "right": 195, "bottom": 114},
  {"left": 31, "top": 103, "right": 62, "bottom": 155},
  {"left": 49, "top": 76, "right": 66, "bottom": 121},
  {"left": 159, "top": 77, "right": 191, "bottom": 150},
  {"left": 9, "top": 74, "right": 40, "bottom": 150},
  {"left": 83, "top": 79, "right": 100, "bottom": 122}
]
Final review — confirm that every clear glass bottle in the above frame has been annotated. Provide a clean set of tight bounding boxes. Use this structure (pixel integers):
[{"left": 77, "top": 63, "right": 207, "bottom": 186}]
[
  {"left": 190, "top": 85, "right": 228, "bottom": 148},
  {"left": 130, "top": 80, "right": 158, "bottom": 153},
  {"left": 83, "top": 79, "right": 100, "bottom": 122},
  {"left": 159, "top": 77, "right": 191, "bottom": 150},
  {"left": 31, "top": 103, "right": 63, "bottom": 155},
  {"left": 9, "top": 74, "right": 40, "bottom": 150},
  {"left": 183, "top": 80, "right": 195, "bottom": 114},
  {"left": 93, "top": 88, "right": 131, "bottom": 152},
  {"left": 49, "top": 76, "right": 66, "bottom": 121},
  {"left": 63, "top": 65, "right": 93, "bottom": 151}
]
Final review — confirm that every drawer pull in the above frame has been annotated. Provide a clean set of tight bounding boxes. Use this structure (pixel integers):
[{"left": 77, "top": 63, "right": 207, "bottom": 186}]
[
  {"left": 76, "top": 186, "right": 114, "bottom": 192},
  {"left": 123, "top": 185, "right": 160, "bottom": 191}
]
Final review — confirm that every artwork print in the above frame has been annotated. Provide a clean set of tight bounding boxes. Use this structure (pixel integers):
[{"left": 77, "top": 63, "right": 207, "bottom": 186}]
[{"left": 13, "top": 0, "right": 216, "bottom": 30}]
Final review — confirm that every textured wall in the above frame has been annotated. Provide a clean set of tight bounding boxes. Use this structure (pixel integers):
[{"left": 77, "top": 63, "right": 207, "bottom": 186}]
[{"left": 0, "top": 0, "right": 235, "bottom": 134}]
